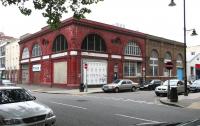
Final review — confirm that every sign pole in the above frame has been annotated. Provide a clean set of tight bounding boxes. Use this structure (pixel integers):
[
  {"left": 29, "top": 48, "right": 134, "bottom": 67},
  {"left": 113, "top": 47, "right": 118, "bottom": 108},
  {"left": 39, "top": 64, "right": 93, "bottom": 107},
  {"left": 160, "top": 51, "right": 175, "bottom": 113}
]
[
  {"left": 84, "top": 63, "right": 88, "bottom": 92},
  {"left": 165, "top": 61, "right": 173, "bottom": 99}
]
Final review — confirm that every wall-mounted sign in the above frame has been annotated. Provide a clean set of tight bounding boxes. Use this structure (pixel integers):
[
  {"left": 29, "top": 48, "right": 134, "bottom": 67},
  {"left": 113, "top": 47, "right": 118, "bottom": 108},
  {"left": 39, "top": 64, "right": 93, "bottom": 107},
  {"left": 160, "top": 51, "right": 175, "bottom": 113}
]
[{"left": 32, "top": 64, "right": 41, "bottom": 72}]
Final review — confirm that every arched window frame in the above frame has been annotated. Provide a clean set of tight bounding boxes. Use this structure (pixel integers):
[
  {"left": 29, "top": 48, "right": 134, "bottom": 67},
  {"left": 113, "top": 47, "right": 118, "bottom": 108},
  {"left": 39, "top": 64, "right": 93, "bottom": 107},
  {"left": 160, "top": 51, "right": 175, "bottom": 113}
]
[
  {"left": 177, "top": 54, "right": 183, "bottom": 68},
  {"left": 124, "top": 41, "right": 141, "bottom": 56},
  {"left": 32, "top": 44, "right": 42, "bottom": 57},
  {"left": 150, "top": 50, "right": 159, "bottom": 76},
  {"left": 81, "top": 34, "right": 106, "bottom": 52},
  {"left": 52, "top": 34, "right": 68, "bottom": 53},
  {"left": 22, "top": 48, "right": 30, "bottom": 59},
  {"left": 164, "top": 52, "right": 172, "bottom": 76}
]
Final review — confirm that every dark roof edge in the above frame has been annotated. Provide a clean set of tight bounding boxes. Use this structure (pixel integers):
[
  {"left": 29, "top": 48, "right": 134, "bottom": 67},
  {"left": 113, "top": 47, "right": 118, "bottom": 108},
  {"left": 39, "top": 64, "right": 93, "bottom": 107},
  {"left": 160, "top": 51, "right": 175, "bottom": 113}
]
[
  {"left": 145, "top": 34, "right": 184, "bottom": 46},
  {"left": 19, "top": 17, "right": 145, "bottom": 43}
]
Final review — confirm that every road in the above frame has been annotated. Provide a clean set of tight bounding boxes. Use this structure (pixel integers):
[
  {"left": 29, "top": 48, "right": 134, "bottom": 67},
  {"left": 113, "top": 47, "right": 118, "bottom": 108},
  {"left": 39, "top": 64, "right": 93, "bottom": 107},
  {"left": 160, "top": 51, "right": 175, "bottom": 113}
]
[{"left": 32, "top": 90, "right": 200, "bottom": 126}]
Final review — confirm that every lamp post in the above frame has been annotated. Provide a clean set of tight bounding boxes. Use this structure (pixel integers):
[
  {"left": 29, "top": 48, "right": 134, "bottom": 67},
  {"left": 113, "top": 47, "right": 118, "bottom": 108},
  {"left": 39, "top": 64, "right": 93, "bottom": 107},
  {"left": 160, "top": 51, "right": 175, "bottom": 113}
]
[{"left": 169, "top": 0, "right": 197, "bottom": 96}]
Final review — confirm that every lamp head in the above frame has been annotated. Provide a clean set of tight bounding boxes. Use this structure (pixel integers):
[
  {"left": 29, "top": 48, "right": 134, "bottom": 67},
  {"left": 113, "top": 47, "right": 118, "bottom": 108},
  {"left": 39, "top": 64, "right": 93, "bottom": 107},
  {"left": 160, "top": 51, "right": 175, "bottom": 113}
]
[
  {"left": 169, "top": 0, "right": 176, "bottom": 6},
  {"left": 191, "top": 29, "right": 198, "bottom": 36}
]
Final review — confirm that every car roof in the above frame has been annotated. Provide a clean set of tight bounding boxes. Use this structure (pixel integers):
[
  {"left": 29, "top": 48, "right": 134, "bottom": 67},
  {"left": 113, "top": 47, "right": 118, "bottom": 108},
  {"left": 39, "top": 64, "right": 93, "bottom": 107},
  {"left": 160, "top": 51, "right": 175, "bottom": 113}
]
[{"left": 0, "top": 86, "right": 23, "bottom": 90}]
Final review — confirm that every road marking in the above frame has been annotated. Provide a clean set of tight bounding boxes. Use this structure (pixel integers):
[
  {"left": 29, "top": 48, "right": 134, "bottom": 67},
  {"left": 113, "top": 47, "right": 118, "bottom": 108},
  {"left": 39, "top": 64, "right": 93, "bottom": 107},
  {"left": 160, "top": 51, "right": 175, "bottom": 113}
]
[
  {"left": 84, "top": 96, "right": 158, "bottom": 105},
  {"left": 50, "top": 101, "right": 87, "bottom": 110},
  {"left": 136, "top": 122, "right": 164, "bottom": 125},
  {"left": 115, "top": 114, "right": 163, "bottom": 124}
]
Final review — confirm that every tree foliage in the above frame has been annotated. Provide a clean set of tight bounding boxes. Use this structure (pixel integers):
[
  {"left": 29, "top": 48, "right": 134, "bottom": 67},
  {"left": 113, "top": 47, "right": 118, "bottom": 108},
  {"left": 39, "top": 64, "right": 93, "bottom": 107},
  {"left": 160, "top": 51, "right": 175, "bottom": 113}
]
[{"left": 0, "top": 0, "right": 103, "bottom": 29}]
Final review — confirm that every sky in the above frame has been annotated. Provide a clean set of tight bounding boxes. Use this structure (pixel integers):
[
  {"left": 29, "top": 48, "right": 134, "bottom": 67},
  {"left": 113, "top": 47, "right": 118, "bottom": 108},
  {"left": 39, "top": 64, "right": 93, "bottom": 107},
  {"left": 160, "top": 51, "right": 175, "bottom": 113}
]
[{"left": 0, "top": 0, "right": 200, "bottom": 47}]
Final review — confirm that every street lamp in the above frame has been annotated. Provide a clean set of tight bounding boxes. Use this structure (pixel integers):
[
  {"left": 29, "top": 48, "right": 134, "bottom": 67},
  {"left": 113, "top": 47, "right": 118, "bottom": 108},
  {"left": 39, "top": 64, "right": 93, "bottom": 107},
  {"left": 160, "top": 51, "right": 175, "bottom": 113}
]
[{"left": 169, "top": 0, "right": 198, "bottom": 96}]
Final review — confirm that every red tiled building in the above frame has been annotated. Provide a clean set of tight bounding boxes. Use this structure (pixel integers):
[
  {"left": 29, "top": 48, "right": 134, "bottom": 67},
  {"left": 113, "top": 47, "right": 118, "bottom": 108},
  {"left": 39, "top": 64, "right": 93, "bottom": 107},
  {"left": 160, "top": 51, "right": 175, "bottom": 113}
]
[{"left": 19, "top": 18, "right": 184, "bottom": 88}]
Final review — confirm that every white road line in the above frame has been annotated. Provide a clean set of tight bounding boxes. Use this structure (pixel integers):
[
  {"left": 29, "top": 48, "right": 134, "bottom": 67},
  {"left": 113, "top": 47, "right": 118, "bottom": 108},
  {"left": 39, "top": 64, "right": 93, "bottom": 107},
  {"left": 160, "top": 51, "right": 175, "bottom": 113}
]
[
  {"left": 115, "top": 114, "right": 163, "bottom": 123},
  {"left": 85, "top": 96, "right": 156, "bottom": 105},
  {"left": 136, "top": 122, "right": 164, "bottom": 125},
  {"left": 50, "top": 101, "right": 87, "bottom": 110}
]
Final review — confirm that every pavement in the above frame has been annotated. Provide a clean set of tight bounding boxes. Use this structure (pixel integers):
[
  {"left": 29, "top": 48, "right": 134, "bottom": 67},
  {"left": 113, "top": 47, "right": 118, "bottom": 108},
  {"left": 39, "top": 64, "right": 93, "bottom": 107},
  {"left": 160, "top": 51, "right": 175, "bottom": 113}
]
[
  {"left": 17, "top": 84, "right": 200, "bottom": 109},
  {"left": 17, "top": 83, "right": 103, "bottom": 95}
]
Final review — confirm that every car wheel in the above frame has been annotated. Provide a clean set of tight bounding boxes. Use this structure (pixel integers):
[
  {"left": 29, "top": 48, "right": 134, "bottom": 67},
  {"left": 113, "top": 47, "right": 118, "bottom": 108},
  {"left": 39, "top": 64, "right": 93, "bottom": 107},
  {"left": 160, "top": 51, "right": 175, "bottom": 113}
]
[
  {"left": 131, "top": 87, "right": 136, "bottom": 92},
  {"left": 114, "top": 87, "right": 119, "bottom": 93}
]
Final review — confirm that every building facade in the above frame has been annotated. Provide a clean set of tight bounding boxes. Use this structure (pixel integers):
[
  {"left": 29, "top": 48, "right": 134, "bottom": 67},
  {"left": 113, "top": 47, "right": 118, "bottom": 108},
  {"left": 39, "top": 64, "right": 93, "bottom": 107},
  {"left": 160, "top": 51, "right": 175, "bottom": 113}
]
[
  {"left": 187, "top": 45, "right": 200, "bottom": 81},
  {"left": 5, "top": 39, "right": 20, "bottom": 83},
  {"left": 145, "top": 35, "right": 184, "bottom": 82},
  {"left": 0, "top": 32, "right": 19, "bottom": 80},
  {"left": 19, "top": 18, "right": 184, "bottom": 88}
]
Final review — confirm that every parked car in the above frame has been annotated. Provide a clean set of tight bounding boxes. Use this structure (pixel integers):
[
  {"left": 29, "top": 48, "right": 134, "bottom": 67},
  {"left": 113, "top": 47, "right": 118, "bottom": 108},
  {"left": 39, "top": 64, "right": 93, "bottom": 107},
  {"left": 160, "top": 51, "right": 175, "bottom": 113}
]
[
  {"left": 0, "top": 86, "right": 56, "bottom": 126},
  {"left": 140, "top": 79, "right": 163, "bottom": 90},
  {"left": 155, "top": 79, "right": 189, "bottom": 96},
  {"left": 190, "top": 79, "right": 200, "bottom": 92},
  {"left": 102, "top": 79, "right": 139, "bottom": 93},
  {"left": 0, "top": 79, "right": 16, "bottom": 86}
]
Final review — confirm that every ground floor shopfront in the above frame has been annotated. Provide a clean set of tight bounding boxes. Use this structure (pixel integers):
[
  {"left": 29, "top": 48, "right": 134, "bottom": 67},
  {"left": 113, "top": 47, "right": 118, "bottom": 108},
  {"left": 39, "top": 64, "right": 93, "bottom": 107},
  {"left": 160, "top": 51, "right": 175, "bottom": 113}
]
[{"left": 20, "top": 51, "right": 144, "bottom": 88}]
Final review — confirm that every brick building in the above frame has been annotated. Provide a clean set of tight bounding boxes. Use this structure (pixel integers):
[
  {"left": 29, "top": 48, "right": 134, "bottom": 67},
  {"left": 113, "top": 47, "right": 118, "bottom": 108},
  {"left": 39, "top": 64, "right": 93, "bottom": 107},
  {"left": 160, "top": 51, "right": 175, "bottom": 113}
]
[{"left": 19, "top": 18, "right": 184, "bottom": 88}]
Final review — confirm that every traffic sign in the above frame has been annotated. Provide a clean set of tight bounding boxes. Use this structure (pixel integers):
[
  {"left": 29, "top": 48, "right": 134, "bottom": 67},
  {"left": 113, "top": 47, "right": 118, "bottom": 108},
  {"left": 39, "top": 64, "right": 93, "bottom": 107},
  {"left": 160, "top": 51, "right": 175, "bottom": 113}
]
[
  {"left": 84, "top": 63, "right": 88, "bottom": 69},
  {"left": 165, "top": 62, "right": 173, "bottom": 70}
]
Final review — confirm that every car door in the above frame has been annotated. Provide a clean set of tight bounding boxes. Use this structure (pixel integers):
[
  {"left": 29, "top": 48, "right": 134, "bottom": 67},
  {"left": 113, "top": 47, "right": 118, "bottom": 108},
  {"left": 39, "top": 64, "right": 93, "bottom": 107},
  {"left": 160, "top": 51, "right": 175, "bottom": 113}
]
[
  {"left": 126, "top": 80, "right": 133, "bottom": 90},
  {"left": 177, "top": 81, "right": 184, "bottom": 93},
  {"left": 120, "top": 80, "right": 127, "bottom": 90}
]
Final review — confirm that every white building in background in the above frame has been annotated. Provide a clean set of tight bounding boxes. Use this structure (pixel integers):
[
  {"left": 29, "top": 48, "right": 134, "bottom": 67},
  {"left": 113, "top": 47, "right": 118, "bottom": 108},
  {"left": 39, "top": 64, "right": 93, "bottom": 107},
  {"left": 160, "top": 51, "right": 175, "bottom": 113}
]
[
  {"left": 0, "top": 32, "right": 19, "bottom": 82},
  {"left": 5, "top": 39, "right": 20, "bottom": 82},
  {"left": 187, "top": 45, "right": 200, "bottom": 81}
]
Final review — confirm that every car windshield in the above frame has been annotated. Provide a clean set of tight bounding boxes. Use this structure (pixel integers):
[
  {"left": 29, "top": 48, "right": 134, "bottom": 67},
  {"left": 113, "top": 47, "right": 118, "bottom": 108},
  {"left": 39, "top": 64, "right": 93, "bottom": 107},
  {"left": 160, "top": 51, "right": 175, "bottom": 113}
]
[
  {"left": 163, "top": 80, "right": 178, "bottom": 86},
  {"left": 0, "top": 89, "right": 35, "bottom": 104},
  {"left": 112, "top": 79, "right": 121, "bottom": 84},
  {"left": 193, "top": 80, "right": 200, "bottom": 85}
]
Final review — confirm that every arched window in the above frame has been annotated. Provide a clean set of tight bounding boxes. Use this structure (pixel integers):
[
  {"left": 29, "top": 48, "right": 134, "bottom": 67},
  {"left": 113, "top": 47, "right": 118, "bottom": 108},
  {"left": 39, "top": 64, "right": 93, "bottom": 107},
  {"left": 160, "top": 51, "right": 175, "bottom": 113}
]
[
  {"left": 164, "top": 52, "right": 172, "bottom": 76},
  {"left": 150, "top": 50, "right": 158, "bottom": 76},
  {"left": 52, "top": 34, "right": 68, "bottom": 53},
  {"left": 32, "top": 44, "right": 42, "bottom": 57},
  {"left": 22, "top": 48, "right": 30, "bottom": 59},
  {"left": 81, "top": 34, "right": 106, "bottom": 52},
  {"left": 165, "top": 52, "right": 172, "bottom": 62},
  {"left": 124, "top": 41, "right": 141, "bottom": 56},
  {"left": 177, "top": 54, "right": 183, "bottom": 67}
]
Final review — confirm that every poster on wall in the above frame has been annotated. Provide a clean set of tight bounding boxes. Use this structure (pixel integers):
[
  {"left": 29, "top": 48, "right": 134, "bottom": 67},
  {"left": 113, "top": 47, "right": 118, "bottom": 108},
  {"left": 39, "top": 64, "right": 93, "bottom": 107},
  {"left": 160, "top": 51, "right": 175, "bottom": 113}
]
[
  {"left": 83, "top": 60, "right": 107, "bottom": 85},
  {"left": 32, "top": 64, "right": 41, "bottom": 72}
]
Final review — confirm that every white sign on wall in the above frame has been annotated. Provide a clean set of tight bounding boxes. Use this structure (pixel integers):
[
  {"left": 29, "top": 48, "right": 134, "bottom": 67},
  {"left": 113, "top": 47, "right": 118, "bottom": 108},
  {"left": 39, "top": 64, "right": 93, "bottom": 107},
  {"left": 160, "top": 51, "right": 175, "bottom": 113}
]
[{"left": 32, "top": 64, "right": 41, "bottom": 72}]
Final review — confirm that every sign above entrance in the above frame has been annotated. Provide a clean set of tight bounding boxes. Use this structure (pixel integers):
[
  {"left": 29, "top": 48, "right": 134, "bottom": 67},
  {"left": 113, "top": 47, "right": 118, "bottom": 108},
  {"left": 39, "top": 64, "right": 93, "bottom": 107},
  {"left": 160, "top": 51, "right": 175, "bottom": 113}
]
[{"left": 32, "top": 64, "right": 41, "bottom": 72}]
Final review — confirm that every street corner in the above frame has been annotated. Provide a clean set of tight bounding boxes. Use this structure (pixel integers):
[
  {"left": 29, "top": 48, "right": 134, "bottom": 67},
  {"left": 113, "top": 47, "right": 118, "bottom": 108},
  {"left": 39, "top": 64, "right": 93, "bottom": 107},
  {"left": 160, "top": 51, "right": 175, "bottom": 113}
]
[
  {"left": 159, "top": 98, "right": 184, "bottom": 108},
  {"left": 187, "top": 102, "right": 200, "bottom": 109}
]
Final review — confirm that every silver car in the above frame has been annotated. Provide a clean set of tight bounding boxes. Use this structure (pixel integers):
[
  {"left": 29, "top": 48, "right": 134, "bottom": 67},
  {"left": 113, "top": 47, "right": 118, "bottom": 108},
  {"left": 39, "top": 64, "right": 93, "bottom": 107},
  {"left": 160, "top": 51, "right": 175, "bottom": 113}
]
[
  {"left": 0, "top": 80, "right": 16, "bottom": 86},
  {"left": 102, "top": 79, "right": 139, "bottom": 93},
  {"left": 0, "top": 86, "right": 56, "bottom": 126},
  {"left": 155, "top": 79, "right": 189, "bottom": 96},
  {"left": 190, "top": 79, "right": 200, "bottom": 92}
]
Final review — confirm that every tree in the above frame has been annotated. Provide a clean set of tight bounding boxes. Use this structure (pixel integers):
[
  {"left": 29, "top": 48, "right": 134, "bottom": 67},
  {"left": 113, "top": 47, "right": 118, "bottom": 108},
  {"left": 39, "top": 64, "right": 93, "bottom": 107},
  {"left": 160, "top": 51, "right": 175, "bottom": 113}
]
[{"left": 0, "top": 0, "right": 103, "bottom": 29}]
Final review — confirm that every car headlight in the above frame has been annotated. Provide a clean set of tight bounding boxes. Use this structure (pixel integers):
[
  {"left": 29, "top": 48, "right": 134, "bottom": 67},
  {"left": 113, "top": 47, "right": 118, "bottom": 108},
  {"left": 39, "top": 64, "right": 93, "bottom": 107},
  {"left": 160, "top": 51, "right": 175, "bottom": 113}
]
[
  {"left": 0, "top": 118, "right": 22, "bottom": 125},
  {"left": 46, "top": 111, "right": 55, "bottom": 118}
]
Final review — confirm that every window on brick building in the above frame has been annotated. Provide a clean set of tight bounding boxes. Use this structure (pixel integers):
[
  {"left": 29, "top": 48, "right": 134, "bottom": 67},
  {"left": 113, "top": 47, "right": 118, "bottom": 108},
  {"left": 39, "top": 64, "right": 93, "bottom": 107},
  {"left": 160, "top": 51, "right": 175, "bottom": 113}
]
[
  {"left": 150, "top": 50, "right": 158, "bottom": 76},
  {"left": 32, "top": 44, "right": 42, "bottom": 57},
  {"left": 176, "top": 54, "right": 183, "bottom": 68},
  {"left": 52, "top": 34, "right": 68, "bottom": 53},
  {"left": 124, "top": 41, "right": 141, "bottom": 56},
  {"left": 81, "top": 34, "right": 106, "bottom": 52},
  {"left": 123, "top": 61, "right": 141, "bottom": 77},
  {"left": 22, "top": 48, "right": 30, "bottom": 59},
  {"left": 164, "top": 52, "right": 172, "bottom": 76}
]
